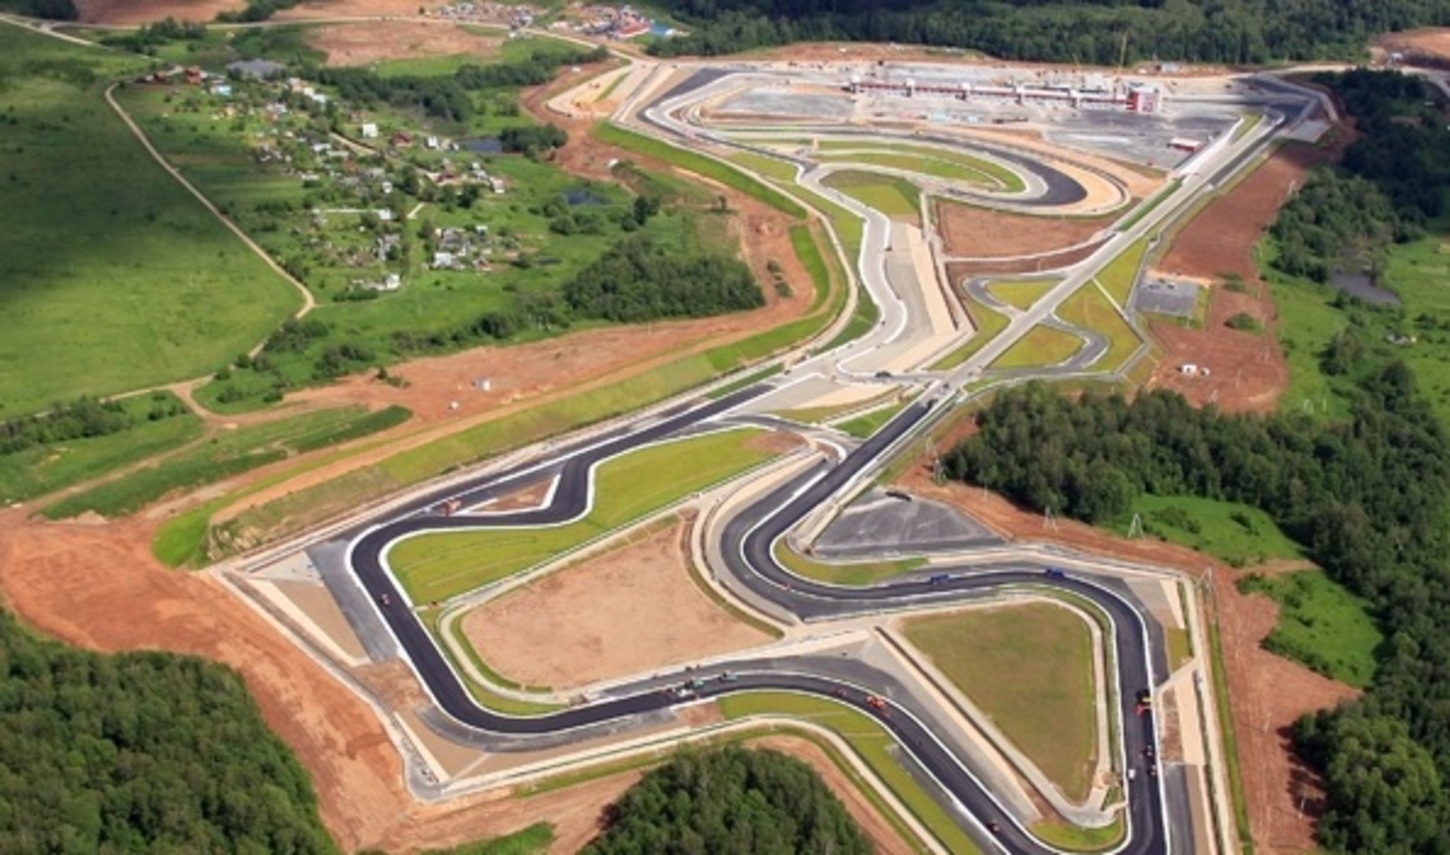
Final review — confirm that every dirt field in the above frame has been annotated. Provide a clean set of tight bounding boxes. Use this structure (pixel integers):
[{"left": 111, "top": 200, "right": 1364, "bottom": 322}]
[
  {"left": 1378, "top": 28, "right": 1450, "bottom": 68},
  {"left": 893, "top": 462, "right": 1356, "bottom": 854},
  {"left": 462, "top": 518, "right": 773, "bottom": 690},
  {"left": 937, "top": 199, "right": 1113, "bottom": 259},
  {"left": 308, "top": 22, "right": 501, "bottom": 67},
  {"left": 75, "top": 0, "right": 239, "bottom": 23},
  {"left": 1147, "top": 142, "right": 1335, "bottom": 412}
]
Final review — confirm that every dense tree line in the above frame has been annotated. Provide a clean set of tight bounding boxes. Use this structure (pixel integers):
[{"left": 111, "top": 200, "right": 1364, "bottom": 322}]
[
  {"left": 0, "top": 0, "right": 77, "bottom": 20},
  {"left": 99, "top": 17, "right": 207, "bottom": 53},
  {"left": 946, "top": 358, "right": 1450, "bottom": 850},
  {"left": 649, "top": 0, "right": 1450, "bottom": 63},
  {"left": 1271, "top": 70, "right": 1450, "bottom": 282},
  {"left": 562, "top": 234, "right": 763, "bottom": 323},
  {"left": 311, "top": 46, "right": 607, "bottom": 124},
  {"left": 583, "top": 747, "right": 870, "bottom": 855},
  {"left": 216, "top": 0, "right": 302, "bottom": 23},
  {"left": 0, "top": 393, "right": 187, "bottom": 455},
  {"left": 0, "top": 609, "right": 337, "bottom": 853}
]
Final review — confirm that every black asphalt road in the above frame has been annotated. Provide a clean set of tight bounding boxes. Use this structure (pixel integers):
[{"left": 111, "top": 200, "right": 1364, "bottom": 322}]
[
  {"left": 344, "top": 392, "right": 1173, "bottom": 854},
  {"left": 638, "top": 69, "right": 1090, "bottom": 207}
]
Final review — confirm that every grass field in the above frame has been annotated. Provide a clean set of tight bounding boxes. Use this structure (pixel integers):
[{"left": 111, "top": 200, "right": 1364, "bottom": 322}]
[
  {"left": 0, "top": 392, "right": 202, "bottom": 505},
  {"left": 1031, "top": 816, "right": 1125, "bottom": 852},
  {"left": 776, "top": 389, "right": 900, "bottom": 425},
  {"left": 46, "top": 405, "right": 410, "bottom": 519},
  {"left": 931, "top": 294, "right": 1009, "bottom": 370},
  {"left": 773, "top": 542, "right": 925, "bottom": 586},
  {"left": 988, "top": 279, "right": 1058, "bottom": 311},
  {"left": 1056, "top": 284, "right": 1142, "bottom": 372},
  {"left": 1263, "top": 224, "right": 1450, "bottom": 429},
  {"left": 817, "top": 150, "right": 996, "bottom": 188},
  {"left": 992, "top": 324, "right": 1083, "bottom": 369},
  {"left": 1113, "top": 494, "right": 1305, "bottom": 567},
  {"left": 835, "top": 401, "right": 909, "bottom": 439},
  {"left": 1097, "top": 238, "right": 1149, "bottom": 305},
  {"left": 821, "top": 170, "right": 921, "bottom": 220},
  {"left": 816, "top": 140, "right": 1026, "bottom": 193},
  {"left": 387, "top": 429, "right": 776, "bottom": 602},
  {"left": 0, "top": 24, "right": 302, "bottom": 419},
  {"left": 718, "top": 691, "right": 982, "bottom": 855},
  {"left": 594, "top": 123, "right": 807, "bottom": 218},
  {"left": 783, "top": 183, "right": 865, "bottom": 263},
  {"left": 728, "top": 150, "right": 800, "bottom": 182},
  {"left": 1239, "top": 569, "right": 1382, "bottom": 688},
  {"left": 186, "top": 234, "right": 849, "bottom": 566},
  {"left": 903, "top": 603, "right": 1098, "bottom": 802}
]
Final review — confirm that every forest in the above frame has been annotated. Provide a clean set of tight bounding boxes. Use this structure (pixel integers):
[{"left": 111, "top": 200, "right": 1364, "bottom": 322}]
[
  {"left": 648, "top": 0, "right": 1450, "bottom": 63},
  {"left": 1271, "top": 70, "right": 1450, "bottom": 282},
  {"left": 946, "top": 362, "right": 1450, "bottom": 850},
  {"left": 0, "top": 0, "right": 76, "bottom": 20},
  {"left": 582, "top": 747, "right": 870, "bottom": 855},
  {"left": 0, "top": 609, "right": 337, "bottom": 853},
  {"left": 562, "top": 234, "right": 763, "bottom": 323}
]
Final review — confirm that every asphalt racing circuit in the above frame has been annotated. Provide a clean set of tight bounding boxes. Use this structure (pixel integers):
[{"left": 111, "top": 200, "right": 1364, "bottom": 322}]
[{"left": 251, "top": 56, "right": 1329, "bottom": 855}]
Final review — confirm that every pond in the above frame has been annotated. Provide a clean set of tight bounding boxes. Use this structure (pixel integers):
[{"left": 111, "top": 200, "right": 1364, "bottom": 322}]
[
  {"left": 564, "top": 187, "right": 610, "bottom": 206},
  {"left": 1330, "top": 271, "right": 1400, "bottom": 306}
]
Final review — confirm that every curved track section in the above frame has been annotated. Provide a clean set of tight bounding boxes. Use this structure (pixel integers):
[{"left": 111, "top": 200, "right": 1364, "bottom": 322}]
[{"left": 347, "top": 391, "right": 1171, "bottom": 855}]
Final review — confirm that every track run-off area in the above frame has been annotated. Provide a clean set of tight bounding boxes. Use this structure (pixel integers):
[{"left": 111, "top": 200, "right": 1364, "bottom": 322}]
[{"left": 238, "top": 52, "right": 1333, "bottom": 855}]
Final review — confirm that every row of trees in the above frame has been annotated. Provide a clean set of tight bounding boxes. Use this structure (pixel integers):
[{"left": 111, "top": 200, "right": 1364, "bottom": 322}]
[
  {"left": 0, "top": 609, "right": 338, "bottom": 853},
  {"left": 583, "top": 747, "right": 870, "bottom": 855},
  {"left": 0, "top": 393, "right": 187, "bottom": 455},
  {"left": 650, "top": 0, "right": 1450, "bottom": 63},
  {"left": 312, "top": 47, "right": 607, "bottom": 125},
  {"left": 948, "top": 359, "right": 1450, "bottom": 849}
]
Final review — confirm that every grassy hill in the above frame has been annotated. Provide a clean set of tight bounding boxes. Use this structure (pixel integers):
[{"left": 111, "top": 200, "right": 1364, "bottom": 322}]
[{"left": 0, "top": 23, "right": 301, "bottom": 419}]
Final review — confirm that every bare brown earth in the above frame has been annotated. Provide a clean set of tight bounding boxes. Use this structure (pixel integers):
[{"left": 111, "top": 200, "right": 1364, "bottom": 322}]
[
  {"left": 895, "top": 462, "right": 1357, "bottom": 854},
  {"left": 0, "top": 505, "right": 918, "bottom": 854},
  {"left": 1378, "top": 28, "right": 1450, "bottom": 68},
  {"left": 937, "top": 199, "right": 1113, "bottom": 259},
  {"left": 309, "top": 21, "right": 501, "bottom": 67},
  {"left": 75, "top": 0, "right": 237, "bottom": 23},
  {"left": 463, "top": 518, "right": 773, "bottom": 690},
  {"left": 1147, "top": 142, "right": 1334, "bottom": 413},
  {"left": 0, "top": 508, "right": 611, "bottom": 853}
]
